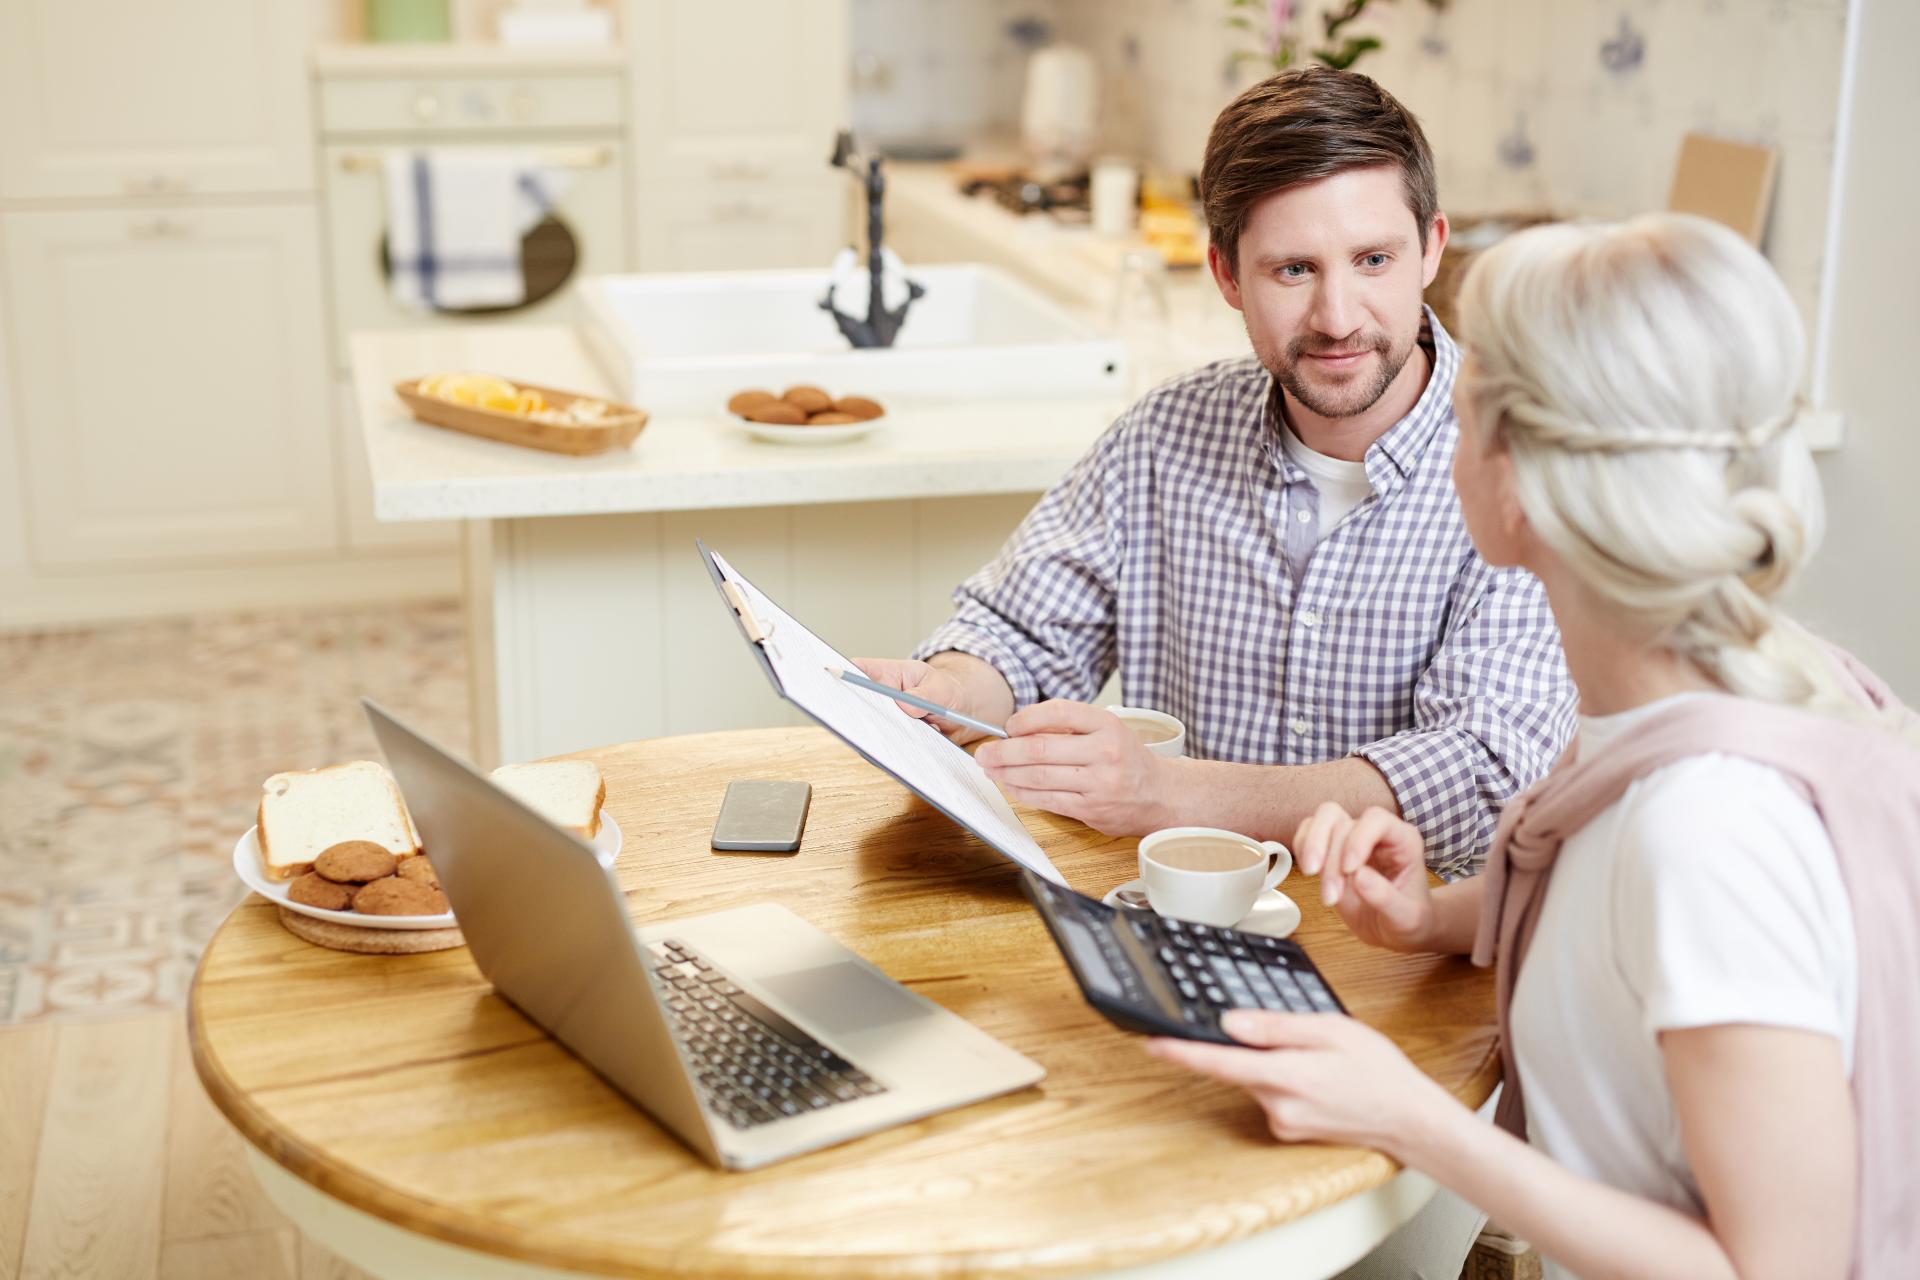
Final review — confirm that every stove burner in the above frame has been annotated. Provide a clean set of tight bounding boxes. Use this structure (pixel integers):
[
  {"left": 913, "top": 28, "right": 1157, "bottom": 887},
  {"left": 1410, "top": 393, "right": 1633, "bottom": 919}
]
[{"left": 960, "top": 171, "right": 1092, "bottom": 222}]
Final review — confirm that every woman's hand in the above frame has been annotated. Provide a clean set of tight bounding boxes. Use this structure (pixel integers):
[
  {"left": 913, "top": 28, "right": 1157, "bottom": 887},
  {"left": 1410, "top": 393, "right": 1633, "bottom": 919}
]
[
  {"left": 1147, "top": 1010, "right": 1458, "bottom": 1156},
  {"left": 1292, "top": 802, "right": 1438, "bottom": 953}
]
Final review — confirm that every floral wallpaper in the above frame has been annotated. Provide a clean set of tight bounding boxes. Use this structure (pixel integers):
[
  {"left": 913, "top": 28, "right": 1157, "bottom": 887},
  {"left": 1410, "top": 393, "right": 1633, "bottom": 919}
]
[{"left": 850, "top": 0, "right": 1850, "bottom": 351}]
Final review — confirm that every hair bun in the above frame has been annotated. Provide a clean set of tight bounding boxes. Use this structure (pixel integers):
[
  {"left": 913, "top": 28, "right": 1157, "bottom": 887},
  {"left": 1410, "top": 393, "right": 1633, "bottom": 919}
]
[{"left": 1728, "top": 486, "right": 1805, "bottom": 597}]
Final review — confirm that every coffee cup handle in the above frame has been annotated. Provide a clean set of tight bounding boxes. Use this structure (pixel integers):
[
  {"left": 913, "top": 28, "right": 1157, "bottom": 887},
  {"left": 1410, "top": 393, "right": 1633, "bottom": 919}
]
[{"left": 1259, "top": 841, "right": 1292, "bottom": 893}]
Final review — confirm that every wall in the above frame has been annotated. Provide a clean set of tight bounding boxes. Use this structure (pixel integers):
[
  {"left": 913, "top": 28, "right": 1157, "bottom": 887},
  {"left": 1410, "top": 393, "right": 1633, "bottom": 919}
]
[
  {"left": 849, "top": 0, "right": 1063, "bottom": 146},
  {"left": 1787, "top": 0, "right": 1919, "bottom": 698},
  {"left": 1047, "top": 0, "right": 1847, "bottom": 358}
]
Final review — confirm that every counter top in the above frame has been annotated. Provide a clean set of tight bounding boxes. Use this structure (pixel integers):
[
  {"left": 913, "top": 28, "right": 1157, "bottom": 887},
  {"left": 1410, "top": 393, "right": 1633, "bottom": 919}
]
[{"left": 352, "top": 328, "right": 1130, "bottom": 522}]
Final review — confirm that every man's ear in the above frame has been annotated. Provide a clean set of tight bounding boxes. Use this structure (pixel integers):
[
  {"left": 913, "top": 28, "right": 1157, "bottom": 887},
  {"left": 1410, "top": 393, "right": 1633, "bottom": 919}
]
[
  {"left": 1208, "top": 242, "right": 1245, "bottom": 312},
  {"left": 1420, "top": 212, "right": 1450, "bottom": 290}
]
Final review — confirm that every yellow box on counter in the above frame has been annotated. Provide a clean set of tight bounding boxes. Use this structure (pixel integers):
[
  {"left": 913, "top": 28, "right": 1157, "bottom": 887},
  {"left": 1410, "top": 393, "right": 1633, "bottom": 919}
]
[{"left": 394, "top": 374, "right": 647, "bottom": 456}]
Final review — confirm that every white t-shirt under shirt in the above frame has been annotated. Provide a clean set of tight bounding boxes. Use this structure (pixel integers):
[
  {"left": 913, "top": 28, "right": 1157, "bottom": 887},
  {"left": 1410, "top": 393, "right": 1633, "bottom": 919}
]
[
  {"left": 1510, "top": 694, "right": 1857, "bottom": 1278},
  {"left": 1279, "top": 423, "right": 1373, "bottom": 541}
]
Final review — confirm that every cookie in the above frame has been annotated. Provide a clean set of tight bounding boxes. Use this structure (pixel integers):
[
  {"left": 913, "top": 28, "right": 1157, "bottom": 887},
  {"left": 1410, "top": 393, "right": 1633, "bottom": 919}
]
[
  {"left": 287, "top": 872, "right": 355, "bottom": 912},
  {"left": 781, "top": 385, "right": 833, "bottom": 414},
  {"left": 396, "top": 855, "right": 440, "bottom": 888},
  {"left": 807, "top": 411, "right": 859, "bottom": 425},
  {"left": 727, "top": 389, "right": 776, "bottom": 416},
  {"left": 743, "top": 400, "right": 806, "bottom": 425},
  {"left": 832, "top": 395, "right": 885, "bottom": 421},
  {"left": 352, "top": 876, "right": 449, "bottom": 917},
  {"left": 314, "top": 840, "right": 399, "bottom": 884}
]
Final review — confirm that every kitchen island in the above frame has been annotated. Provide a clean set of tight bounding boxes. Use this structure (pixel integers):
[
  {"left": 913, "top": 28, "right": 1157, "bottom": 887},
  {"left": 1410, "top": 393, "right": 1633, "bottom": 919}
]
[{"left": 352, "top": 325, "right": 1140, "bottom": 766}]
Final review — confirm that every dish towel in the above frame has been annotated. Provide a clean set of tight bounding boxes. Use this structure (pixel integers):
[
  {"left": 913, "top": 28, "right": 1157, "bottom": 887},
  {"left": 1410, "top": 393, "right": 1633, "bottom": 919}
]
[
  {"left": 383, "top": 150, "right": 568, "bottom": 311},
  {"left": 822, "top": 245, "right": 914, "bottom": 322}
]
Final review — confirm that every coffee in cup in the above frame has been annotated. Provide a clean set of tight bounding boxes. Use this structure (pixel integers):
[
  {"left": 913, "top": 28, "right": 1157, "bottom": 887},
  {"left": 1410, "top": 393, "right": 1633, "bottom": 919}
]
[
  {"left": 1105, "top": 705, "right": 1186, "bottom": 758},
  {"left": 1137, "top": 826, "right": 1291, "bottom": 928}
]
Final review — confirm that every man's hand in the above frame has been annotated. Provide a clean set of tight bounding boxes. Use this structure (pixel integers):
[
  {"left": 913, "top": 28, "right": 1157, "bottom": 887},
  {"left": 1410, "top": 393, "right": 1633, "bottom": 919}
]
[
  {"left": 850, "top": 655, "right": 1017, "bottom": 745},
  {"left": 975, "top": 700, "right": 1173, "bottom": 835},
  {"left": 1292, "top": 802, "right": 1437, "bottom": 953}
]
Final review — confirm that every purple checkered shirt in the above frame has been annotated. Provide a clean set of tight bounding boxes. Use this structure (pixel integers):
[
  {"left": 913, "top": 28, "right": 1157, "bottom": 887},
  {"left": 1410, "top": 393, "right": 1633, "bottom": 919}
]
[{"left": 915, "top": 310, "right": 1577, "bottom": 875}]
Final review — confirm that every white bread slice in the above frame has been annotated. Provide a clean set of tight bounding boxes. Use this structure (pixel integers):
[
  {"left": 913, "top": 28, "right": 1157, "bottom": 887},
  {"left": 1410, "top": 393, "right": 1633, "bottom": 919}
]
[
  {"left": 489, "top": 760, "right": 605, "bottom": 840},
  {"left": 257, "top": 760, "right": 420, "bottom": 881}
]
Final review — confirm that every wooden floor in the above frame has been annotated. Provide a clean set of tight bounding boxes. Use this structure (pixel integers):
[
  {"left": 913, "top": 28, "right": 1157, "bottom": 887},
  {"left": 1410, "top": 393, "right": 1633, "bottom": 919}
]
[{"left": 0, "top": 1010, "right": 375, "bottom": 1280}]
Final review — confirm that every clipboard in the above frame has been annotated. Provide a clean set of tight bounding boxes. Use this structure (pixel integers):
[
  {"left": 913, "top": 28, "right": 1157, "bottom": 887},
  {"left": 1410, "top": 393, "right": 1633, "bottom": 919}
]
[{"left": 697, "top": 539, "right": 1066, "bottom": 885}]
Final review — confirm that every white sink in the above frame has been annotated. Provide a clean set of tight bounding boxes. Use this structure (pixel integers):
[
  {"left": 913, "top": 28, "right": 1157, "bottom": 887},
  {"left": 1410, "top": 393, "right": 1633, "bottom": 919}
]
[{"left": 578, "top": 263, "right": 1127, "bottom": 412}]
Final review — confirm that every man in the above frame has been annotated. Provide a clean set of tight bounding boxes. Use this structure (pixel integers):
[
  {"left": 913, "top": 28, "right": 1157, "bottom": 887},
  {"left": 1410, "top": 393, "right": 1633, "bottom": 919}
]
[{"left": 859, "top": 67, "right": 1575, "bottom": 875}]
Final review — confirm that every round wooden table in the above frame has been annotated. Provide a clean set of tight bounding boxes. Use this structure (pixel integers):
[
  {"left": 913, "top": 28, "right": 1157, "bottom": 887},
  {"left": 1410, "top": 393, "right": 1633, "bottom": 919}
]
[{"left": 191, "top": 728, "right": 1499, "bottom": 1279}]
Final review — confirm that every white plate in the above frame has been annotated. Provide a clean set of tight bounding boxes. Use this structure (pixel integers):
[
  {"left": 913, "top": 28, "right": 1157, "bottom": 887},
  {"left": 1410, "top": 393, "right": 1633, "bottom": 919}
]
[
  {"left": 724, "top": 402, "right": 885, "bottom": 446},
  {"left": 233, "top": 813, "right": 622, "bottom": 931},
  {"left": 1101, "top": 876, "right": 1302, "bottom": 939}
]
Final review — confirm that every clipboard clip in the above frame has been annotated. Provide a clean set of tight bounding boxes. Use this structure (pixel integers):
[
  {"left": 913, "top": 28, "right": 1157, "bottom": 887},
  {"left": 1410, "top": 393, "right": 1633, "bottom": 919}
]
[{"left": 721, "top": 579, "right": 774, "bottom": 646}]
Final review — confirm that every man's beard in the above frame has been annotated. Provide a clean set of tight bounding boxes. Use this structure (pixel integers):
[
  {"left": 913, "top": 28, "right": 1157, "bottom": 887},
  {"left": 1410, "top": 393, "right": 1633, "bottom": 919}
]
[{"left": 1257, "top": 327, "right": 1413, "bottom": 420}]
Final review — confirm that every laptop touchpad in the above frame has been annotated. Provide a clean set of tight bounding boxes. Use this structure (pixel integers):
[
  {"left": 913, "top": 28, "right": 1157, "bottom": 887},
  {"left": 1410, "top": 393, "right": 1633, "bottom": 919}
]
[{"left": 756, "top": 963, "right": 929, "bottom": 1035}]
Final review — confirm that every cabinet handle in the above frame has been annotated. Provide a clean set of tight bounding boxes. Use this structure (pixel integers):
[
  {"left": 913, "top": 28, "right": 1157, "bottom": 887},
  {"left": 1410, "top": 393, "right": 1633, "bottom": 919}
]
[
  {"left": 711, "top": 200, "right": 772, "bottom": 223},
  {"left": 337, "top": 145, "right": 613, "bottom": 173},
  {"left": 125, "top": 174, "right": 189, "bottom": 196},
  {"left": 708, "top": 159, "right": 772, "bottom": 181},
  {"left": 129, "top": 216, "right": 191, "bottom": 239}
]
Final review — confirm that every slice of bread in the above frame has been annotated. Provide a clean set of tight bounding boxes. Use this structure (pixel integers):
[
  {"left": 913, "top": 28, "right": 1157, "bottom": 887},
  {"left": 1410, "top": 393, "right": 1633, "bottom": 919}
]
[
  {"left": 257, "top": 760, "right": 420, "bottom": 881},
  {"left": 489, "top": 760, "right": 606, "bottom": 840}
]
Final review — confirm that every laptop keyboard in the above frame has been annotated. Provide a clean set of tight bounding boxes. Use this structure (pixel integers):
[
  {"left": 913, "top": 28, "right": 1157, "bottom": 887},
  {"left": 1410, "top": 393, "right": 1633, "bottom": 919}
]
[{"left": 646, "top": 938, "right": 887, "bottom": 1130}]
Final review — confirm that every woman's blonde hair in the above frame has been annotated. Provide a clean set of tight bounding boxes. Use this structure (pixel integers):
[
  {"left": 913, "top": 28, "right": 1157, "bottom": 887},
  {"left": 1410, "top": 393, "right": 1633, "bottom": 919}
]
[{"left": 1455, "top": 212, "right": 1867, "bottom": 720}]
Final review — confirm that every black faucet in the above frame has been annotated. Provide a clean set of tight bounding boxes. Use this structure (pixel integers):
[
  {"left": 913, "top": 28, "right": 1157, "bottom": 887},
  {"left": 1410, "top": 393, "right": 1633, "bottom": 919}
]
[{"left": 822, "top": 130, "right": 925, "bottom": 349}]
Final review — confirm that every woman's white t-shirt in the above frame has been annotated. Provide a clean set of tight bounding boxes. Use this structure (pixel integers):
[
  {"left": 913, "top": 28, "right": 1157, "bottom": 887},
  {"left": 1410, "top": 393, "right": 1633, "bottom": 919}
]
[{"left": 1509, "top": 694, "right": 1857, "bottom": 1276}]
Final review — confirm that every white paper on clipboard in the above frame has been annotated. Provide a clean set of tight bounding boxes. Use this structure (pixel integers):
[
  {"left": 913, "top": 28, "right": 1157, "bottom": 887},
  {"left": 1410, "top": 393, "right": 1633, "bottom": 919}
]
[{"left": 708, "top": 549, "right": 1067, "bottom": 886}]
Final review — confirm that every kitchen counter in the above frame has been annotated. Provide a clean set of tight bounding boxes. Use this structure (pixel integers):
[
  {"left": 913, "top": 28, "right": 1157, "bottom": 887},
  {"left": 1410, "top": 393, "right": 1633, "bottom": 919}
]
[
  {"left": 350, "top": 324, "right": 1137, "bottom": 767},
  {"left": 883, "top": 161, "right": 1252, "bottom": 375},
  {"left": 351, "top": 327, "right": 1127, "bottom": 522}
]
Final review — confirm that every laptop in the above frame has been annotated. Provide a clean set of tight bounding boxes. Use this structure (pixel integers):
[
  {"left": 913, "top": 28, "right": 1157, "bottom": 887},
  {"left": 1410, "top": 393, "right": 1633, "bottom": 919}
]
[{"left": 363, "top": 699, "right": 1045, "bottom": 1171}]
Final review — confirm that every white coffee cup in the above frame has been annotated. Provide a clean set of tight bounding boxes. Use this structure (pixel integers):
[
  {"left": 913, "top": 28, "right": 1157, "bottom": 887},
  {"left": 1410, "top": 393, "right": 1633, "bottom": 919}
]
[
  {"left": 1106, "top": 705, "right": 1186, "bottom": 758},
  {"left": 1137, "top": 826, "right": 1291, "bottom": 928}
]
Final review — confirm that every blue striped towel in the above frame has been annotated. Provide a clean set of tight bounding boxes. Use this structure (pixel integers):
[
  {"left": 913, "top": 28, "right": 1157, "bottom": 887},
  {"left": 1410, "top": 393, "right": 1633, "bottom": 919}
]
[{"left": 383, "top": 150, "right": 564, "bottom": 311}]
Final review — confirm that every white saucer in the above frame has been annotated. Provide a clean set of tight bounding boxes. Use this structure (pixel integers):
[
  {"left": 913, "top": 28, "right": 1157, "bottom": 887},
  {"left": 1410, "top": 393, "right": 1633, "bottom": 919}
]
[
  {"left": 1101, "top": 876, "right": 1302, "bottom": 939},
  {"left": 232, "top": 812, "right": 622, "bottom": 931},
  {"left": 724, "top": 402, "right": 884, "bottom": 446}
]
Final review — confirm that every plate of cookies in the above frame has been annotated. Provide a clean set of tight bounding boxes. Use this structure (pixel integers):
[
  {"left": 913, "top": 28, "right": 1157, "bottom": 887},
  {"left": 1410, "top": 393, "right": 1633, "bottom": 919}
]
[
  {"left": 234, "top": 757, "right": 619, "bottom": 931},
  {"left": 724, "top": 385, "right": 886, "bottom": 445}
]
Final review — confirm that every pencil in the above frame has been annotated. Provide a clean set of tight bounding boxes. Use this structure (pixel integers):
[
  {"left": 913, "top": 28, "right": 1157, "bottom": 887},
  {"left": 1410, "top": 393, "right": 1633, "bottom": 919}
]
[{"left": 828, "top": 667, "right": 1011, "bottom": 739}]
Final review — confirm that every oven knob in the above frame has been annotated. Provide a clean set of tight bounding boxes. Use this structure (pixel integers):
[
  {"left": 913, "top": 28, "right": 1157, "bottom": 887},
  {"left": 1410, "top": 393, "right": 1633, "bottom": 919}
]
[
  {"left": 510, "top": 88, "right": 538, "bottom": 121},
  {"left": 412, "top": 91, "right": 442, "bottom": 122},
  {"left": 462, "top": 89, "right": 495, "bottom": 121}
]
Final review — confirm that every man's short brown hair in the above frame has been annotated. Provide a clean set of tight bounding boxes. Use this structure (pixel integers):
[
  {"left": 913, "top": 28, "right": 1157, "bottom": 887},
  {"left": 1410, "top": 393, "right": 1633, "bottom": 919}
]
[{"left": 1201, "top": 66, "right": 1439, "bottom": 274}]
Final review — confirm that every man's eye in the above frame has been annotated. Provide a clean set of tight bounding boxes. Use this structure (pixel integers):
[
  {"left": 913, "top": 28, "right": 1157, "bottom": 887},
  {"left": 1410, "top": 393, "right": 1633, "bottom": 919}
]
[
  {"left": 1362, "top": 253, "right": 1390, "bottom": 268},
  {"left": 1278, "top": 263, "right": 1311, "bottom": 279}
]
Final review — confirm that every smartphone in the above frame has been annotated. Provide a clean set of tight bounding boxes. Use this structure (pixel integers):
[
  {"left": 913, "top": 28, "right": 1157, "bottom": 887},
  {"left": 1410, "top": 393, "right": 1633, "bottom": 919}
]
[{"left": 711, "top": 780, "right": 811, "bottom": 852}]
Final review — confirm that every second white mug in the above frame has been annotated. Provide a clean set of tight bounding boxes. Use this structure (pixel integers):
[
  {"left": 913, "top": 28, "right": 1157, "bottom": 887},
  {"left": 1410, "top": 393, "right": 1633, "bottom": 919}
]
[{"left": 1137, "top": 826, "right": 1291, "bottom": 928}]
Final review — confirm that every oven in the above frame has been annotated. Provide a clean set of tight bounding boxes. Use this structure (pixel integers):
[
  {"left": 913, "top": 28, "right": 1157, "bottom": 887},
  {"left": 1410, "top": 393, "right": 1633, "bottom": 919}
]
[{"left": 316, "top": 59, "right": 630, "bottom": 373}]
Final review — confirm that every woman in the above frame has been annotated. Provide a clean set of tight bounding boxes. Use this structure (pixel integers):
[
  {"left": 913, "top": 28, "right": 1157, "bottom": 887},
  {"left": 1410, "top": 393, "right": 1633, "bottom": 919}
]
[{"left": 1149, "top": 213, "right": 1919, "bottom": 1279}]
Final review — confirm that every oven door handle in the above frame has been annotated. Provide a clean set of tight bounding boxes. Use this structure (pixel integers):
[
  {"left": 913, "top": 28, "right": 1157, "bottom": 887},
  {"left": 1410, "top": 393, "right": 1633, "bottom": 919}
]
[{"left": 336, "top": 145, "right": 615, "bottom": 173}]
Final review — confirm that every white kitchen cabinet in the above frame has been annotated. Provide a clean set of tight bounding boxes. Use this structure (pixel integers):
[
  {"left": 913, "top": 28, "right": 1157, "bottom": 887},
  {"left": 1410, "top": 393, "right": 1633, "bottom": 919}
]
[
  {"left": 622, "top": 0, "right": 849, "bottom": 271},
  {"left": 634, "top": 176, "right": 847, "bottom": 272},
  {"left": 0, "top": 0, "right": 315, "bottom": 200},
  {"left": 625, "top": 0, "right": 848, "bottom": 180},
  {"left": 2, "top": 205, "right": 340, "bottom": 566}
]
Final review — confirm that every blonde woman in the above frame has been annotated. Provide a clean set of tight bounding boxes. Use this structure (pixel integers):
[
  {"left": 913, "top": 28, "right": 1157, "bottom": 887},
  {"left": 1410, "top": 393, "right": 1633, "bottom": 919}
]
[{"left": 1149, "top": 213, "right": 1920, "bottom": 1279}]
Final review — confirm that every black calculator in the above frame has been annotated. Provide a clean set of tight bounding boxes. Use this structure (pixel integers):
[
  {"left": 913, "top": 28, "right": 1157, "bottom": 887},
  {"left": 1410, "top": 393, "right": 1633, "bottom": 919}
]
[{"left": 1021, "top": 871, "right": 1346, "bottom": 1044}]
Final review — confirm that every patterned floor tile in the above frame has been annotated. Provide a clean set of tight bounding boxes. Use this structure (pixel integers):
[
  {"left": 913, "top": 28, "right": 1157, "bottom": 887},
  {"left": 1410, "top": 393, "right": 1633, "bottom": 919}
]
[{"left": 0, "top": 600, "right": 468, "bottom": 1024}]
